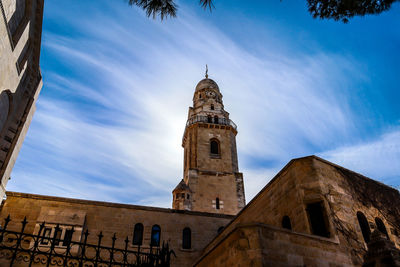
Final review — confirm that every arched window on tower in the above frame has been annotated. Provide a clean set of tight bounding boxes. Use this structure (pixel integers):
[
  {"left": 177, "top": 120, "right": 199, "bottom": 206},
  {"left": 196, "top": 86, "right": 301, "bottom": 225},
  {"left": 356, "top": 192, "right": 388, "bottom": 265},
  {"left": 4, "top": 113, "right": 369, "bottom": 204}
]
[
  {"left": 210, "top": 139, "right": 220, "bottom": 155},
  {"left": 151, "top": 225, "right": 161, "bottom": 246},
  {"left": 214, "top": 116, "right": 218, "bottom": 124},
  {"left": 207, "top": 115, "right": 212, "bottom": 123},
  {"left": 211, "top": 104, "right": 214, "bottom": 110},
  {"left": 375, "top": 217, "right": 389, "bottom": 239},
  {"left": 357, "top": 212, "right": 371, "bottom": 243},
  {"left": 282, "top": 216, "right": 292, "bottom": 230},
  {"left": 216, "top": 198, "right": 220, "bottom": 209},
  {"left": 133, "top": 223, "right": 143, "bottom": 245},
  {"left": 182, "top": 227, "right": 191, "bottom": 249}
]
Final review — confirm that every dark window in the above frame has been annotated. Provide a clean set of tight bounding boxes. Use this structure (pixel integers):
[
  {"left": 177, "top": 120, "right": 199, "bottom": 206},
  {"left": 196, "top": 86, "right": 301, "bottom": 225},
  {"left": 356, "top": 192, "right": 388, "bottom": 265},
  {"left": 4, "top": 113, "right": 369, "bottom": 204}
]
[
  {"left": 207, "top": 116, "right": 212, "bottom": 123},
  {"left": 199, "top": 94, "right": 202, "bottom": 99},
  {"left": 214, "top": 116, "right": 218, "bottom": 124},
  {"left": 151, "top": 225, "right": 161, "bottom": 246},
  {"left": 282, "top": 216, "right": 292, "bottom": 230},
  {"left": 181, "top": 193, "right": 185, "bottom": 198},
  {"left": 175, "top": 194, "right": 179, "bottom": 199},
  {"left": 211, "top": 104, "right": 214, "bottom": 110},
  {"left": 357, "top": 212, "right": 371, "bottom": 243},
  {"left": 187, "top": 194, "right": 190, "bottom": 199},
  {"left": 133, "top": 223, "right": 144, "bottom": 245},
  {"left": 375, "top": 218, "right": 389, "bottom": 238},
  {"left": 54, "top": 228, "right": 62, "bottom": 246},
  {"left": 210, "top": 139, "right": 219, "bottom": 155},
  {"left": 217, "top": 226, "right": 224, "bottom": 234},
  {"left": 62, "top": 229, "right": 73, "bottom": 247},
  {"left": 41, "top": 228, "right": 52, "bottom": 245},
  {"left": 306, "top": 202, "right": 330, "bottom": 238},
  {"left": 182, "top": 227, "right": 191, "bottom": 249},
  {"left": 216, "top": 198, "right": 220, "bottom": 209}
]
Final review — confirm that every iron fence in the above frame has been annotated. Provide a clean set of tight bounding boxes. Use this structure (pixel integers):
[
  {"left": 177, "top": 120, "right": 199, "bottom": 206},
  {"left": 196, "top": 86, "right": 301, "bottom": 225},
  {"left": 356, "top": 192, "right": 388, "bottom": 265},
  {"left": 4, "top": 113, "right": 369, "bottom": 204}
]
[{"left": 0, "top": 215, "right": 175, "bottom": 267}]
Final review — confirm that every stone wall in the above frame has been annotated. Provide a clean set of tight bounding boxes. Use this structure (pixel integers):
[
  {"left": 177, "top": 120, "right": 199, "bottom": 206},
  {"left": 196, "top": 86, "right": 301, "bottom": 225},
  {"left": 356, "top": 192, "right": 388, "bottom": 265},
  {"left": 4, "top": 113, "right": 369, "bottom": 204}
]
[
  {"left": 0, "top": 192, "right": 234, "bottom": 267},
  {"left": 195, "top": 223, "right": 353, "bottom": 267}
]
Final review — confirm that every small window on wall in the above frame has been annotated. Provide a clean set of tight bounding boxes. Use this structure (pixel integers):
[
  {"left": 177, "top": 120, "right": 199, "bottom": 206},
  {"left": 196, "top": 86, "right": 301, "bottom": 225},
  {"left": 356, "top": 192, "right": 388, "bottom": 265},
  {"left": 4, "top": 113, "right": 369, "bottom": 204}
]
[
  {"left": 214, "top": 116, "right": 218, "bottom": 124},
  {"left": 182, "top": 227, "right": 191, "bottom": 249},
  {"left": 216, "top": 198, "right": 220, "bottom": 209},
  {"left": 375, "top": 217, "right": 389, "bottom": 239},
  {"left": 282, "top": 216, "right": 292, "bottom": 230},
  {"left": 306, "top": 202, "right": 330, "bottom": 238},
  {"left": 211, "top": 104, "right": 214, "bottom": 110},
  {"left": 151, "top": 225, "right": 161, "bottom": 246},
  {"left": 133, "top": 223, "right": 144, "bottom": 245},
  {"left": 41, "top": 228, "right": 52, "bottom": 245},
  {"left": 357, "top": 212, "right": 371, "bottom": 243},
  {"left": 210, "top": 139, "right": 220, "bottom": 155},
  {"left": 62, "top": 229, "right": 74, "bottom": 247},
  {"left": 207, "top": 116, "right": 212, "bottom": 123}
]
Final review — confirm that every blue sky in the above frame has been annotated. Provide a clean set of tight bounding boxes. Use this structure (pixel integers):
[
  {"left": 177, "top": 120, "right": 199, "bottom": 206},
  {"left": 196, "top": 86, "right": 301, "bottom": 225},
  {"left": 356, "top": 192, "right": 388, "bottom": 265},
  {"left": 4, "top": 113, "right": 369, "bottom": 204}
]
[{"left": 8, "top": 0, "right": 400, "bottom": 207}]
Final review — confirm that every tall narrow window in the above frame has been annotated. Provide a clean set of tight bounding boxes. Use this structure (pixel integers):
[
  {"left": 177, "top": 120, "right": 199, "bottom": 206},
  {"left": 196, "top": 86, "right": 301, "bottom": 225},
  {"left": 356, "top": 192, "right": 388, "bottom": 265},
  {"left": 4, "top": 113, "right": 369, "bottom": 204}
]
[
  {"left": 375, "top": 217, "right": 389, "bottom": 238},
  {"left": 133, "top": 223, "right": 144, "bottom": 245},
  {"left": 41, "top": 228, "right": 52, "bottom": 245},
  {"left": 54, "top": 228, "right": 62, "bottom": 246},
  {"left": 182, "top": 227, "right": 191, "bottom": 249},
  {"left": 62, "top": 229, "right": 74, "bottom": 247},
  {"left": 210, "top": 139, "right": 220, "bottom": 155},
  {"left": 207, "top": 116, "right": 212, "bottom": 123},
  {"left": 357, "top": 212, "right": 371, "bottom": 243},
  {"left": 282, "top": 216, "right": 292, "bottom": 230},
  {"left": 151, "top": 225, "right": 161, "bottom": 246},
  {"left": 216, "top": 198, "right": 220, "bottom": 209},
  {"left": 214, "top": 116, "right": 218, "bottom": 124},
  {"left": 211, "top": 104, "right": 214, "bottom": 110},
  {"left": 306, "top": 202, "right": 330, "bottom": 238}
]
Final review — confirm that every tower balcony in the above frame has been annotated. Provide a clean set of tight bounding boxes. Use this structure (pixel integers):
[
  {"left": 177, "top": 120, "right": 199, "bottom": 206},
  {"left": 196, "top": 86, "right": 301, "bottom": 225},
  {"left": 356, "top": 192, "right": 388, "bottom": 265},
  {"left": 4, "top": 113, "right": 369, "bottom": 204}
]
[{"left": 185, "top": 115, "right": 237, "bottom": 130}]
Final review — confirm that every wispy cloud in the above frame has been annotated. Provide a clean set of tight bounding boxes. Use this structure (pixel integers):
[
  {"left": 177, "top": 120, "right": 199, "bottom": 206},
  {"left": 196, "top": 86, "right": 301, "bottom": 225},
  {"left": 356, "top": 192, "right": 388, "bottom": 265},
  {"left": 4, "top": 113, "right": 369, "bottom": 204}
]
[{"left": 8, "top": 1, "right": 400, "bottom": 206}]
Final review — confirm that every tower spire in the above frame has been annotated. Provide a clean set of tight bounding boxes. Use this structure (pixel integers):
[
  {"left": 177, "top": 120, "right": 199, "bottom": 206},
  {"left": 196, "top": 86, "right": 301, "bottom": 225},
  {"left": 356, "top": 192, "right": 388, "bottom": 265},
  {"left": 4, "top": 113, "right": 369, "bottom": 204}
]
[{"left": 205, "top": 64, "right": 208, "bottom": 79}]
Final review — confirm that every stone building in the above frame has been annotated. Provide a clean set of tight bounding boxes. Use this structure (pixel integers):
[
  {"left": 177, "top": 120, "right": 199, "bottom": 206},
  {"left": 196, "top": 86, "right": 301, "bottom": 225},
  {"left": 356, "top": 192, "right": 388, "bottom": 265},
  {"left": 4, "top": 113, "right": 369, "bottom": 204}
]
[
  {"left": 1, "top": 76, "right": 399, "bottom": 266},
  {"left": 0, "top": 0, "right": 44, "bottom": 201},
  {"left": 173, "top": 75, "right": 245, "bottom": 215}
]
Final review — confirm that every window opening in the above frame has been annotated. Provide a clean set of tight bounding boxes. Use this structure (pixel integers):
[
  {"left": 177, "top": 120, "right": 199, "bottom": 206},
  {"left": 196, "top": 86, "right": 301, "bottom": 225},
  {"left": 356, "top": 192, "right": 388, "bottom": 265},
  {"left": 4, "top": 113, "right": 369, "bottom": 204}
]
[
  {"left": 282, "top": 216, "right": 292, "bottom": 230},
  {"left": 54, "top": 228, "right": 62, "bottom": 246},
  {"left": 181, "top": 193, "right": 185, "bottom": 198},
  {"left": 182, "top": 227, "right": 191, "bottom": 249},
  {"left": 214, "top": 116, "right": 218, "bottom": 124},
  {"left": 375, "top": 217, "right": 389, "bottom": 238},
  {"left": 187, "top": 194, "right": 190, "bottom": 199},
  {"left": 357, "top": 212, "right": 371, "bottom": 243},
  {"left": 306, "top": 202, "right": 330, "bottom": 238},
  {"left": 41, "top": 228, "right": 52, "bottom": 245},
  {"left": 211, "top": 104, "right": 214, "bottom": 110},
  {"left": 133, "top": 223, "right": 144, "bottom": 245},
  {"left": 151, "top": 225, "right": 161, "bottom": 246},
  {"left": 62, "top": 229, "right": 73, "bottom": 247},
  {"left": 207, "top": 116, "right": 212, "bottom": 123},
  {"left": 210, "top": 139, "right": 219, "bottom": 155},
  {"left": 216, "top": 198, "right": 220, "bottom": 209}
]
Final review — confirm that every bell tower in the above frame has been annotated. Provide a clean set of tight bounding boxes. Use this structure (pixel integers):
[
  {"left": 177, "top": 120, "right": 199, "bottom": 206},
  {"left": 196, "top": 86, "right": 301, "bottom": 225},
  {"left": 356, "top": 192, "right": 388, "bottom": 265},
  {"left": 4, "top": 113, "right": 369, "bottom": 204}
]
[{"left": 172, "top": 72, "right": 245, "bottom": 215}]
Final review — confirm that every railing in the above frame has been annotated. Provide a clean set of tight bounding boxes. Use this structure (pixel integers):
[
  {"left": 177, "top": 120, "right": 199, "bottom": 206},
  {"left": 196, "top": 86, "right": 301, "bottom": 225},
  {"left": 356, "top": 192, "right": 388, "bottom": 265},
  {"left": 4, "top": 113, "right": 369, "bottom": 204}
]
[
  {"left": 186, "top": 115, "right": 237, "bottom": 130},
  {"left": 0, "top": 215, "right": 175, "bottom": 267}
]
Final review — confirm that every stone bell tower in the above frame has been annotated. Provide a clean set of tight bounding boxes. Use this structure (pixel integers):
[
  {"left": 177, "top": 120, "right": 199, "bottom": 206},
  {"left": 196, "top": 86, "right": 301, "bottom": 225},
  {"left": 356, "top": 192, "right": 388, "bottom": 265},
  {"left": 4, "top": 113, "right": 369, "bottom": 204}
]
[{"left": 172, "top": 71, "right": 245, "bottom": 215}]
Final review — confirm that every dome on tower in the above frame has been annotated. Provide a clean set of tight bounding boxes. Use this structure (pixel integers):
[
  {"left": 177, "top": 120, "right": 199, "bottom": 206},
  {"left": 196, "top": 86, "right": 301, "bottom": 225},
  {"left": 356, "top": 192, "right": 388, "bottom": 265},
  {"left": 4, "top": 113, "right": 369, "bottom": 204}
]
[{"left": 195, "top": 78, "right": 219, "bottom": 92}]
